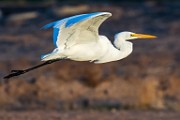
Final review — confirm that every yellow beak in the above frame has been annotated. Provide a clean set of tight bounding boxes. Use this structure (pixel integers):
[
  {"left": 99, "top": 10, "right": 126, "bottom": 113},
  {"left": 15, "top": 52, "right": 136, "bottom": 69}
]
[{"left": 132, "top": 33, "right": 157, "bottom": 39}]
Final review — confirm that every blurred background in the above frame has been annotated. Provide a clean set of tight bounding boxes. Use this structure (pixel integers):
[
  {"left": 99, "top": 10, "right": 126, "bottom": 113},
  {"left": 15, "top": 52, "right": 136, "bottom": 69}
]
[{"left": 0, "top": 0, "right": 180, "bottom": 120}]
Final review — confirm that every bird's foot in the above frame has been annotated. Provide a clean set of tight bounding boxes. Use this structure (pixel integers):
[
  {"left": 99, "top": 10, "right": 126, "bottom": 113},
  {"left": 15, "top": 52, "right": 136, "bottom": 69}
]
[
  {"left": 11, "top": 70, "right": 25, "bottom": 73},
  {"left": 3, "top": 70, "right": 26, "bottom": 79}
]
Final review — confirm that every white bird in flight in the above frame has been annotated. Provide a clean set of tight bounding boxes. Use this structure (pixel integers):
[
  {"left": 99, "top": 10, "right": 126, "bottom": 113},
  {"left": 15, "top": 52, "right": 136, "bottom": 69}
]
[{"left": 4, "top": 12, "right": 156, "bottom": 79}]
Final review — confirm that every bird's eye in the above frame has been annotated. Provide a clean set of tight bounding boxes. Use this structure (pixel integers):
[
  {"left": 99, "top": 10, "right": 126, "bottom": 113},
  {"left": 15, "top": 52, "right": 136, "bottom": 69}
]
[{"left": 130, "top": 34, "right": 134, "bottom": 37}]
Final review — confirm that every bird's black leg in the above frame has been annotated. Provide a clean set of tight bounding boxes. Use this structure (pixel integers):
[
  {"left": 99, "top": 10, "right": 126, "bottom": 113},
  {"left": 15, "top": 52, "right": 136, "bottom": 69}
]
[{"left": 3, "top": 59, "right": 60, "bottom": 79}]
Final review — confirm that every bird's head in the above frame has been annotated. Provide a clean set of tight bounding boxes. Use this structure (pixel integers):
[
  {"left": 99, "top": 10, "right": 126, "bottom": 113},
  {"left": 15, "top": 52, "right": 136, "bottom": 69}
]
[{"left": 115, "top": 31, "right": 157, "bottom": 41}]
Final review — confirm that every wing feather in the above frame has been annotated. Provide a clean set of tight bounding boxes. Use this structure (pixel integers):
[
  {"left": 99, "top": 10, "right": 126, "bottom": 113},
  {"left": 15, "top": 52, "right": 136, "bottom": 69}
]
[{"left": 42, "top": 12, "right": 112, "bottom": 49}]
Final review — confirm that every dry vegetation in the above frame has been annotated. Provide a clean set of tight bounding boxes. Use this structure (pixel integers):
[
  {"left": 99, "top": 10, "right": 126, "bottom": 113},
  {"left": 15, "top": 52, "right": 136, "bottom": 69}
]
[{"left": 0, "top": 1, "right": 180, "bottom": 119}]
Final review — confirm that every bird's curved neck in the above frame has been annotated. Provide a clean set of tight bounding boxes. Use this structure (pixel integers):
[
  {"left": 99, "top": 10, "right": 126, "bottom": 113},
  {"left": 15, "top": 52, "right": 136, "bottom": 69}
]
[
  {"left": 113, "top": 36, "right": 133, "bottom": 58},
  {"left": 93, "top": 35, "right": 133, "bottom": 63},
  {"left": 114, "top": 36, "right": 127, "bottom": 48}
]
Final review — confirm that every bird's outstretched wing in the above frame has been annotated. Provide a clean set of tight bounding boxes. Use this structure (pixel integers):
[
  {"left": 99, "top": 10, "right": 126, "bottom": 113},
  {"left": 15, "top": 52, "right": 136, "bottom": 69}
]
[{"left": 42, "top": 12, "right": 112, "bottom": 49}]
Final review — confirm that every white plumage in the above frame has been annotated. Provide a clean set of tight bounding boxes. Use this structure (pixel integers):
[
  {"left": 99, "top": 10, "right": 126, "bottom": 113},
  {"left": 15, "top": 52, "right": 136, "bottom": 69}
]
[{"left": 41, "top": 12, "right": 156, "bottom": 63}]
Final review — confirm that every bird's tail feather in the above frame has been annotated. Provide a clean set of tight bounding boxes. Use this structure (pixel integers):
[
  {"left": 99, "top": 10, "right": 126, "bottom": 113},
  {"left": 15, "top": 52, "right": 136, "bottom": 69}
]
[{"left": 41, "top": 52, "right": 65, "bottom": 61}]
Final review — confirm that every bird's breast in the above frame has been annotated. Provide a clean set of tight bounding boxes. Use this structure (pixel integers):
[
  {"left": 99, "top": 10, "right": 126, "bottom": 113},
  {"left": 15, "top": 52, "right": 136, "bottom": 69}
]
[{"left": 63, "top": 42, "right": 104, "bottom": 61}]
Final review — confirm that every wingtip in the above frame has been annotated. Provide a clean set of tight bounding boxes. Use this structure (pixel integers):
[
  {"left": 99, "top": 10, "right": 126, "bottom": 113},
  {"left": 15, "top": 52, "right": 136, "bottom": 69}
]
[
  {"left": 41, "top": 22, "right": 56, "bottom": 30},
  {"left": 97, "top": 12, "right": 112, "bottom": 16}
]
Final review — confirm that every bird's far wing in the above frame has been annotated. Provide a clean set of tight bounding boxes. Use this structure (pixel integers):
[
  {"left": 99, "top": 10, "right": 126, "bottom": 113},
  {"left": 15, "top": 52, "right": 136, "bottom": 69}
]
[{"left": 42, "top": 12, "right": 112, "bottom": 49}]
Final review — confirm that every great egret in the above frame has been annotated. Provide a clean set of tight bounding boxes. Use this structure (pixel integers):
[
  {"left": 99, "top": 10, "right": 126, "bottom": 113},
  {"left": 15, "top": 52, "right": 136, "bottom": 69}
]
[{"left": 4, "top": 12, "right": 156, "bottom": 79}]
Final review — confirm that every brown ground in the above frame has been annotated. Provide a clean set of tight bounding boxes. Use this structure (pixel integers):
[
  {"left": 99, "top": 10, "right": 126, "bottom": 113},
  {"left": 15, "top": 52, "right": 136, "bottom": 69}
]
[
  {"left": 0, "top": 110, "right": 180, "bottom": 120},
  {"left": 0, "top": 1, "right": 180, "bottom": 120}
]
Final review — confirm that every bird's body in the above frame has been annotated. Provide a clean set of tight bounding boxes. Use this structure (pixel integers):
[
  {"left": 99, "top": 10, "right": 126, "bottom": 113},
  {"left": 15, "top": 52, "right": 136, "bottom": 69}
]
[
  {"left": 3, "top": 12, "right": 157, "bottom": 79},
  {"left": 62, "top": 35, "right": 109, "bottom": 62},
  {"left": 42, "top": 35, "right": 132, "bottom": 63}
]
